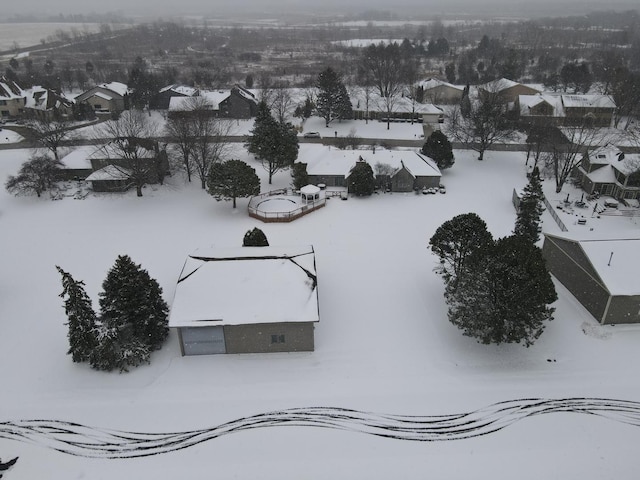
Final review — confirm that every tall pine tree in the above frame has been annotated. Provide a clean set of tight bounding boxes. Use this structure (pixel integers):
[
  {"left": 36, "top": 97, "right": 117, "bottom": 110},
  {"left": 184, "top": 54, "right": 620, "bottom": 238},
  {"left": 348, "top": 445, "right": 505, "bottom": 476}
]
[
  {"left": 445, "top": 235, "right": 557, "bottom": 347},
  {"left": 514, "top": 166, "right": 544, "bottom": 243},
  {"left": 316, "top": 67, "right": 352, "bottom": 127},
  {"left": 207, "top": 159, "right": 260, "bottom": 208},
  {"left": 56, "top": 266, "right": 98, "bottom": 363}
]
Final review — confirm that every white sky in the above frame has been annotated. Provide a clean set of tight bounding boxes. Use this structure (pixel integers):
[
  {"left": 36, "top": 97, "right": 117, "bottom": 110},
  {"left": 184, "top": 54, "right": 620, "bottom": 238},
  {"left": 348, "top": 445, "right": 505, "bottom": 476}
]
[{"left": 5, "top": 0, "right": 639, "bottom": 18}]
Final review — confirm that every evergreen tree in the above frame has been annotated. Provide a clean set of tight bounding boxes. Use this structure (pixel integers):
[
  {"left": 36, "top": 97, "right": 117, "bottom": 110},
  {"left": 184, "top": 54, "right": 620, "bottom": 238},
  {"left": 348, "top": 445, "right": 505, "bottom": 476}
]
[
  {"left": 421, "top": 130, "right": 455, "bottom": 169},
  {"left": 56, "top": 266, "right": 98, "bottom": 363},
  {"left": 291, "top": 162, "right": 309, "bottom": 190},
  {"left": 316, "top": 67, "right": 352, "bottom": 127},
  {"left": 207, "top": 159, "right": 260, "bottom": 208},
  {"left": 445, "top": 235, "right": 557, "bottom": 347},
  {"left": 429, "top": 213, "right": 493, "bottom": 285},
  {"left": 243, "top": 228, "right": 269, "bottom": 246},
  {"left": 514, "top": 167, "right": 544, "bottom": 243},
  {"left": 99, "top": 255, "right": 169, "bottom": 352},
  {"left": 246, "top": 102, "right": 299, "bottom": 184},
  {"left": 89, "top": 324, "right": 150, "bottom": 373},
  {"left": 348, "top": 161, "right": 375, "bottom": 196}
]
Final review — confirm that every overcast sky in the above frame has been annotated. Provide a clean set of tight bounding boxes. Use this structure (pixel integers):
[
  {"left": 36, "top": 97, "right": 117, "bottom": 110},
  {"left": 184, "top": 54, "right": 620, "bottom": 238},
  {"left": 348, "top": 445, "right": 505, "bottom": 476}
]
[{"left": 6, "top": 0, "right": 640, "bottom": 19}]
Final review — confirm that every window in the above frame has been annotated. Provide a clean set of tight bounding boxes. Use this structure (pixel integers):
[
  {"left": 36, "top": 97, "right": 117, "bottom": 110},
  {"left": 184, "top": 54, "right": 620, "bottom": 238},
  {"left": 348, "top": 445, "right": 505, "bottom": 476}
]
[
  {"left": 270, "top": 334, "right": 285, "bottom": 344},
  {"left": 0, "top": 100, "right": 6, "bottom": 106}
]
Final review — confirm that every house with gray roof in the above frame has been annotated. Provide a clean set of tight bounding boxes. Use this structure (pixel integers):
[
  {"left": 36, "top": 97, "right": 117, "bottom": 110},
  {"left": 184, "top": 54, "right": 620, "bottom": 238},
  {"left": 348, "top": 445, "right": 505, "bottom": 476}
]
[
  {"left": 75, "top": 82, "right": 129, "bottom": 114},
  {"left": 0, "top": 76, "right": 25, "bottom": 119},
  {"left": 542, "top": 233, "right": 640, "bottom": 324}
]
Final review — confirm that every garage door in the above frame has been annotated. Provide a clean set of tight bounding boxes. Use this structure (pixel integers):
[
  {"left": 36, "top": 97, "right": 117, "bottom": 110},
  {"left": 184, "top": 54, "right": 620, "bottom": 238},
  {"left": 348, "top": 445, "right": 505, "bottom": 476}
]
[{"left": 180, "top": 326, "right": 226, "bottom": 355}]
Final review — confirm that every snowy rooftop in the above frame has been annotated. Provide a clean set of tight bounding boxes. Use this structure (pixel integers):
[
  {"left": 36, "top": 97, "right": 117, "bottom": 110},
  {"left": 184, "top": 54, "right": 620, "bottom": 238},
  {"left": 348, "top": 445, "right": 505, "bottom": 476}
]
[
  {"left": 518, "top": 94, "right": 565, "bottom": 117},
  {"left": 583, "top": 145, "right": 640, "bottom": 177},
  {"left": 168, "top": 90, "right": 230, "bottom": 111},
  {"left": 418, "top": 78, "right": 463, "bottom": 91},
  {"left": 0, "top": 76, "right": 23, "bottom": 99},
  {"left": 60, "top": 146, "right": 98, "bottom": 169},
  {"left": 100, "top": 81, "right": 129, "bottom": 97},
  {"left": 302, "top": 146, "right": 441, "bottom": 179},
  {"left": 85, "top": 164, "right": 131, "bottom": 181},
  {"left": 159, "top": 84, "right": 198, "bottom": 96},
  {"left": 169, "top": 246, "right": 319, "bottom": 328},
  {"left": 546, "top": 233, "right": 640, "bottom": 296},
  {"left": 88, "top": 141, "right": 157, "bottom": 160},
  {"left": 349, "top": 89, "right": 443, "bottom": 115},
  {"left": 562, "top": 94, "right": 616, "bottom": 109}
]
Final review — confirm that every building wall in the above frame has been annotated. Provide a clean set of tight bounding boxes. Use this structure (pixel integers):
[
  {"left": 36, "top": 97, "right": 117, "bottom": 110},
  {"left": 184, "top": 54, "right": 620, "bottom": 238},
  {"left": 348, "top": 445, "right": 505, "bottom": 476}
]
[
  {"left": 604, "top": 296, "right": 640, "bottom": 324},
  {"left": 413, "top": 175, "right": 440, "bottom": 190},
  {"left": 391, "top": 168, "right": 415, "bottom": 192},
  {"left": 307, "top": 174, "right": 346, "bottom": 187},
  {"left": 220, "top": 91, "right": 256, "bottom": 119},
  {"left": 224, "top": 322, "right": 315, "bottom": 354},
  {"left": 423, "top": 86, "right": 462, "bottom": 104},
  {"left": 0, "top": 98, "right": 25, "bottom": 117},
  {"left": 542, "top": 236, "right": 610, "bottom": 323}
]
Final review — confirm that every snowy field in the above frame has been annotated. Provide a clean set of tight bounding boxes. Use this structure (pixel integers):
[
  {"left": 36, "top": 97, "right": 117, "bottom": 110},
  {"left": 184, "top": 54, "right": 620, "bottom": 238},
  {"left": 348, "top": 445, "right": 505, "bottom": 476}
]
[{"left": 1, "top": 144, "right": 640, "bottom": 479}]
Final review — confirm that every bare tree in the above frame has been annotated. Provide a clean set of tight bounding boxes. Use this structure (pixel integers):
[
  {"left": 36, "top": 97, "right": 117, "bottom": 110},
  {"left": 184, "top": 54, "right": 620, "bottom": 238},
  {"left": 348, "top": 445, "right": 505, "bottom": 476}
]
[
  {"left": 187, "top": 97, "right": 236, "bottom": 189},
  {"left": 27, "top": 118, "right": 74, "bottom": 160},
  {"left": 361, "top": 42, "right": 405, "bottom": 130},
  {"left": 269, "top": 81, "right": 295, "bottom": 124},
  {"left": 541, "top": 121, "right": 608, "bottom": 193},
  {"left": 94, "top": 110, "right": 163, "bottom": 197},
  {"left": 447, "top": 90, "right": 517, "bottom": 161},
  {"left": 5, "top": 153, "right": 63, "bottom": 197}
]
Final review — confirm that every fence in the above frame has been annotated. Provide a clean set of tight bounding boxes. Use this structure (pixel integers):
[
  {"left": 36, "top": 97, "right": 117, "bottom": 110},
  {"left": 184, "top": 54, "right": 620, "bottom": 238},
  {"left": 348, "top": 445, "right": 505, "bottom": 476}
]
[
  {"left": 542, "top": 194, "right": 568, "bottom": 232},
  {"left": 248, "top": 189, "right": 326, "bottom": 223}
]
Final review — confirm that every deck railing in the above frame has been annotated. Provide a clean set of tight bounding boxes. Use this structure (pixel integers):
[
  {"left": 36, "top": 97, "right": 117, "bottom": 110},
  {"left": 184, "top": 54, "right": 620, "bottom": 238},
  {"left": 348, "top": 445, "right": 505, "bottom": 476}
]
[{"left": 248, "top": 189, "right": 327, "bottom": 223}]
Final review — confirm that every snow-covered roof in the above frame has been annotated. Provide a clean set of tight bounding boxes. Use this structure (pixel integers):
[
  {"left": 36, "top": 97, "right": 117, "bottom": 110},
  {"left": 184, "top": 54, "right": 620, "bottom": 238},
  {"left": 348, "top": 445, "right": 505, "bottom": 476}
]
[
  {"left": 168, "top": 90, "right": 227, "bottom": 111},
  {"left": 349, "top": 90, "right": 443, "bottom": 116},
  {"left": 85, "top": 165, "right": 132, "bottom": 181},
  {"left": 546, "top": 233, "right": 640, "bottom": 296},
  {"left": 233, "top": 85, "right": 258, "bottom": 103},
  {"left": 169, "top": 246, "right": 319, "bottom": 328},
  {"left": 303, "top": 147, "right": 441, "bottom": 179},
  {"left": 100, "top": 82, "right": 129, "bottom": 97},
  {"left": 92, "top": 91, "right": 113, "bottom": 101},
  {"left": 159, "top": 84, "right": 198, "bottom": 96},
  {"left": 583, "top": 145, "right": 640, "bottom": 178},
  {"left": 89, "top": 140, "right": 157, "bottom": 160},
  {"left": 0, "top": 76, "right": 23, "bottom": 99},
  {"left": 561, "top": 94, "right": 616, "bottom": 109},
  {"left": 480, "top": 78, "right": 540, "bottom": 95},
  {"left": 418, "top": 78, "right": 463, "bottom": 91},
  {"left": 60, "top": 146, "right": 97, "bottom": 169},
  {"left": 300, "top": 184, "right": 320, "bottom": 194},
  {"left": 518, "top": 94, "right": 565, "bottom": 117}
]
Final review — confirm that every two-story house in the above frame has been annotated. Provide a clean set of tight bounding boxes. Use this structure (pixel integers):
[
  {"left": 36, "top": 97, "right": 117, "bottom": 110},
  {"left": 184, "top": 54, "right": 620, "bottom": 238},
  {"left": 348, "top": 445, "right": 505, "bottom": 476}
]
[{"left": 575, "top": 145, "right": 640, "bottom": 203}]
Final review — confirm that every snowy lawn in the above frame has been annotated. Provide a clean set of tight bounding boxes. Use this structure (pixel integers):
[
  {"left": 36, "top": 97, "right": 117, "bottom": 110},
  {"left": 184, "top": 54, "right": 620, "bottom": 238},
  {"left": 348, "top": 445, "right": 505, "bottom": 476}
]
[{"left": 1, "top": 145, "right": 640, "bottom": 479}]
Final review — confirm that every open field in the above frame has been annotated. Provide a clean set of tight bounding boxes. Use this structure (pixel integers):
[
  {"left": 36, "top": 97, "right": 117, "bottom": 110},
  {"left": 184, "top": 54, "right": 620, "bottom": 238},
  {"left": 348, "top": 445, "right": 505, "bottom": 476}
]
[{"left": 1, "top": 144, "right": 640, "bottom": 479}]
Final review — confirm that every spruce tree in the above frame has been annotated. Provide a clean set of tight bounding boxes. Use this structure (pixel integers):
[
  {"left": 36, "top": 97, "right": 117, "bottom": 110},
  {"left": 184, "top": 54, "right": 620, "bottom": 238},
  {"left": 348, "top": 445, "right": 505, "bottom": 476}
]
[
  {"left": 56, "top": 266, "right": 98, "bottom": 363},
  {"left": 246, "top": 102, "right": 299, "bottom": 184},
  {"left": 514, "top": 166, "right": 544, "bottom": 243},
  {"left": 243, "top": 228, "right": 269, "bottom": 246},
  {"left": 348, "top": 161, "right": 376, "bottom": 196},
  {"left": 421, "top": 130, "right": 455, "bottom": 170},
  {"left": 445, "top": 235, "right": 557, "bottom": 347},
  {"left": 316, "top": 67, "right": 352, "bottom": 127}
]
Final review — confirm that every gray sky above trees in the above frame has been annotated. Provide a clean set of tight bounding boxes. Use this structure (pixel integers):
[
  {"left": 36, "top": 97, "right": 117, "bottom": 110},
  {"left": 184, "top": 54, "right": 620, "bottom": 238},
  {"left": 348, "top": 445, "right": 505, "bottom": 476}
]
[{"left": 7, "top": 0, "right": 640, "bottom": 18}]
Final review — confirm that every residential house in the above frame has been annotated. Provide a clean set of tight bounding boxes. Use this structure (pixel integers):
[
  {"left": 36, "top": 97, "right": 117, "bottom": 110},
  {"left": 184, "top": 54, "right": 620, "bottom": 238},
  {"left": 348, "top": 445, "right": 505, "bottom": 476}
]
[
  {"left": 575, "top": 145, "right": 640, "bottom": 202},
  {"left": 58, "top": 145, "right": 97, "bottom": 180},
  {"left": 23, "top": 86, "right": 74, "bottom": 121},
  {"left": 150, "top": 84, "right": 198, "bottom": 110},
  {"left": 417, "top": 78, "right": 464, "bottom": 104},
  {"left": 542, "top": 233, "right": 640, "bottom": 324},
  {"left": 168, "top": 85, "right": 257, "bottom": 119},
  {"left": 169, "top": 246, "right": 319, "bottom": 355},
  {"left": 561, "top": 94, "right": 615, "bottom": 127},
  {"left": 0, "top": 76, "right": 25, "bottom": 119},
  {"left": 350, "top": 89, "right": 443, "bottom": 124},
  {"left": 478, "top": 78, "right": 541, "bottom": 104},
  {"left": 303, "top": 147, "right": 441, "bottom": 192},
  {"left": 219, "top": 85, "right": 258, "bottom": 118},
  {"left": 85, "top": 165, "right": 133, "bottom": 192},
  {"left": 75, "top": 82, "right": 129, "bottom": 114}
]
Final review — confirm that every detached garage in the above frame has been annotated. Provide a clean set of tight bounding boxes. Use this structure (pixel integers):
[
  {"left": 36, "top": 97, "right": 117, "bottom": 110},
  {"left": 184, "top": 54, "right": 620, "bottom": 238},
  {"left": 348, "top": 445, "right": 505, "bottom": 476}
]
[
  {"left": 542, "top": 233, "right": 640, "bottom": 324},
  {"left": 169, "top": 246, "right": 319, "bottom": 355}
]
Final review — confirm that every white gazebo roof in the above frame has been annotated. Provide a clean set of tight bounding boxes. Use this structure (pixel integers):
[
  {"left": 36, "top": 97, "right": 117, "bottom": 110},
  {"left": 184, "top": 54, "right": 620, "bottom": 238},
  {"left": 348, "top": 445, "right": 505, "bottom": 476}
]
[{"left": 300, "top": 184, "right": 320, "bottom": 194}]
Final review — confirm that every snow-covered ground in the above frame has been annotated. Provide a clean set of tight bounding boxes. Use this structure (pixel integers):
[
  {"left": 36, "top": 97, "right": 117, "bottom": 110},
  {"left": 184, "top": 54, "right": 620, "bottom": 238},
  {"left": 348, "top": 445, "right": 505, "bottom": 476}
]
[{"left": 1, "top": 145, "right": 640, "bottom": 479}]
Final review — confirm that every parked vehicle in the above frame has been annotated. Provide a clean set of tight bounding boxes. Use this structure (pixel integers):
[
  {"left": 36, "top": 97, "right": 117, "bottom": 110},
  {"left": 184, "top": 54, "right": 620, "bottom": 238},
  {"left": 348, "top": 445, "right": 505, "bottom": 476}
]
[{"left": 303, "top": 132, "right": 321, "bottom": 138}]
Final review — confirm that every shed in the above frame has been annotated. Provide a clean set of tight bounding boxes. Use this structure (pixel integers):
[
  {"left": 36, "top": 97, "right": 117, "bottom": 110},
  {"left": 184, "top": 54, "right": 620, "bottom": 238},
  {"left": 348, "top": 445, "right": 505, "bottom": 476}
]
[
  {"left": 169, "top": 246, "right": 319, "bottom": 355},
  {"left": 542, "top": 233, "right": 640, "bottom": 324}
]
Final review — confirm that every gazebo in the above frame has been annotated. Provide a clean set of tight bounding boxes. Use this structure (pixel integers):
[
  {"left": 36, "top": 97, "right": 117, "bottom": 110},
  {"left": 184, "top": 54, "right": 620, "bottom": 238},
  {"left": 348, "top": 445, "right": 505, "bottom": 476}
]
[{"left": 300, "top": 184, "right": 323, "bottom": 204}]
